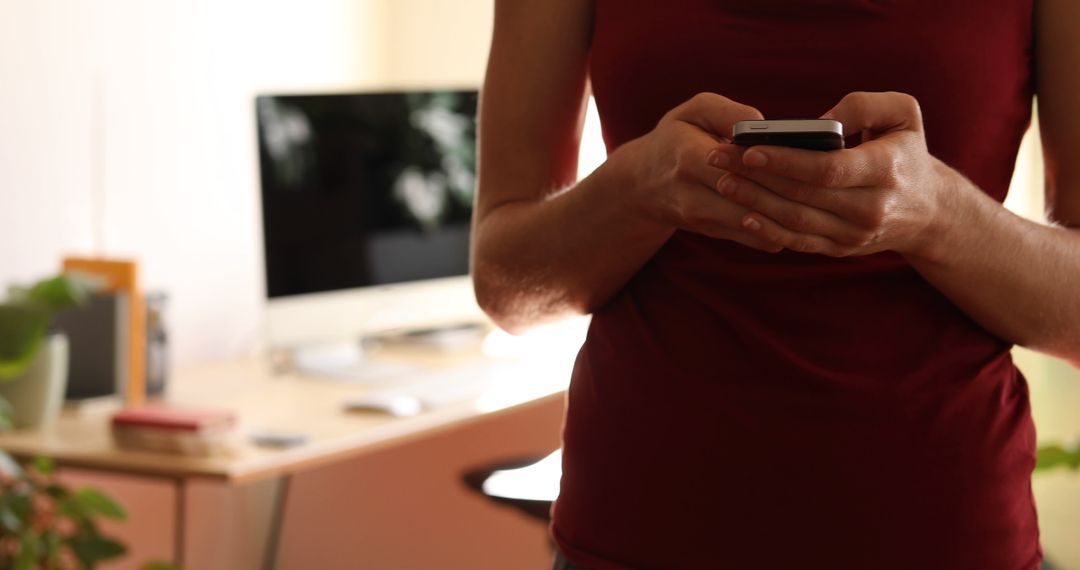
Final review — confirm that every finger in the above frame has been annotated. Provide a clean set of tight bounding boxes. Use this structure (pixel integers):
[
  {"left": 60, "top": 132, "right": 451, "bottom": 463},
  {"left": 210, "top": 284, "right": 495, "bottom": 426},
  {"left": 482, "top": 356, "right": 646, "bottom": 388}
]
[
  {"left": 674, "top": 183, "right": 783, "bottom": 253},
  {"left": 739, "top": 214, "right": 858, "bottom": 258},
  {"left": 675, "top": 129, "right": 734, "bottom": 191},
  {"left": 709, "top": 128, "right": 871, "bottom": 187},
  {"left": 821, "top": 91, "right": 924, "bottom": 137},
  {"left": 722, "top": 92, "right": 925, "bottom": 188},
  {"left": 713, "top": 229, "right": 786, "bottom": 254},
  {"left": 715, "top": 145, "right": 901, "bottom": 240},
  {"left": 717, "top": 165, "right": 871, "bottom": 223},
  {"left": 708, "top": 153, "right": 859, "bottom": 215},
  {"left": 670, "top": 92, "right": 764, "bottom": 140},
  {"left": 717, "top": 174, "right": 873, "bottom": 247},
  {"left": 737, "top": 144, "right": 882, "bottom": 189}
]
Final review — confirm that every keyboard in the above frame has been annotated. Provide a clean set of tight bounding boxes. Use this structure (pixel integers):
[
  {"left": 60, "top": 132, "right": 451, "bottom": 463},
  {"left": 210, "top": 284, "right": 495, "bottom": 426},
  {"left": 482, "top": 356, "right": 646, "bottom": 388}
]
[
  {"left": 401, "top": 363, "right": 497, "bottom": 407},
  {"left": 346, "top": 362, "right": 507, "bottom": 412}
]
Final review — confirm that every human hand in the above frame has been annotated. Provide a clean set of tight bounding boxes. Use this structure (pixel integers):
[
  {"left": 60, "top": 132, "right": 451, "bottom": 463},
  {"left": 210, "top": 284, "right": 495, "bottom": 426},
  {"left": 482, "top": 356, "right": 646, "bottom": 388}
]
[
  {"left": 613, "top": 93, "right": 789, "bottom": 253},
  {"left": 711, "top": 91, "right": 960, "bottom": 260}
]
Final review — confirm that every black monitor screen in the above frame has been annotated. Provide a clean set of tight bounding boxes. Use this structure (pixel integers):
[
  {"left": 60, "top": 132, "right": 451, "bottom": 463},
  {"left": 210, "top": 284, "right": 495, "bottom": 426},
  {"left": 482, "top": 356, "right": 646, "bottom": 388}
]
[{"left": 256, "top": 90, "right": 477, "bottom": 298}]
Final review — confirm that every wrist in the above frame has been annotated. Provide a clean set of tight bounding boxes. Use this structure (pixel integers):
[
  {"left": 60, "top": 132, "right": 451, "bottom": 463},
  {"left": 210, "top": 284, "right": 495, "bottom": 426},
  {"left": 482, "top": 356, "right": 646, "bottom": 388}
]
[
  {"left": 599, "top": 137, "right": 678, "bottom": 233},
  {"left": 902, "top": 159, "right": 972, "bottom": 267},
  {"left": 904, "top": 160, "right": 990, "bottom": 267}
]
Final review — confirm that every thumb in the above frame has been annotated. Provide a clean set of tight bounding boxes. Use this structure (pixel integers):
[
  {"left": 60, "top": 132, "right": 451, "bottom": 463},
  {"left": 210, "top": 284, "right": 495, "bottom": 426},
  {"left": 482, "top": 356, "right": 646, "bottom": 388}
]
[
  {"left": 821, "top": 91, "right": 924, "bottom": 138},
  {"left": 671, "top": 92, "right": 764, "bottom": 140}
]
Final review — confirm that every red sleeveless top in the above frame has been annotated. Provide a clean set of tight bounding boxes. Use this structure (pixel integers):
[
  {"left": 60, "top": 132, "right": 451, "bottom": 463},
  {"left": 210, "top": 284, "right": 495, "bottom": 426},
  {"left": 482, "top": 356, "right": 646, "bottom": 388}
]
[{"left": 552, "top": 1, "right": 1040, "bottom": 568}]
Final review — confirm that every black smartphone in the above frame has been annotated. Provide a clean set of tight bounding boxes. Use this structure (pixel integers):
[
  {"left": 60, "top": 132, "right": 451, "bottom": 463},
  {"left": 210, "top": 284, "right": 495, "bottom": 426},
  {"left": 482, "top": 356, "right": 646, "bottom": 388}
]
[{"left": 732, "top": 119, "right": 845, "bottom": 151}]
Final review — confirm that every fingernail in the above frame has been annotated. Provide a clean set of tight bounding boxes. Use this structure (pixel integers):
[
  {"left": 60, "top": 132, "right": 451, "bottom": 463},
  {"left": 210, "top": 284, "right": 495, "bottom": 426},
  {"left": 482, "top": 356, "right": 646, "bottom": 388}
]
[
  {"left": 718, "top": 177, "right": 736, "bottom": 196},
  {"left": 743, "top": 151, "right": 767, "bottom": 167},
  {"left": 742, "top": 217, "right": 761, "bottom": 231},
  {"left": 708, "top": 149, "right": 730, "bottom": 168}
]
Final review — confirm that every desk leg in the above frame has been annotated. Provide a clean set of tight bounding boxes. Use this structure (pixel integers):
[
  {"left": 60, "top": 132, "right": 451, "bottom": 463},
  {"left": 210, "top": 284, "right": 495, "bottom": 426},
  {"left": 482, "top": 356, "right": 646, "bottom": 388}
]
[
  {"left": 262, "top": 475, "right": 292, "bottom": 570},
  {"left": 174, "top": 477, "right": 187, "bottom": 566}
]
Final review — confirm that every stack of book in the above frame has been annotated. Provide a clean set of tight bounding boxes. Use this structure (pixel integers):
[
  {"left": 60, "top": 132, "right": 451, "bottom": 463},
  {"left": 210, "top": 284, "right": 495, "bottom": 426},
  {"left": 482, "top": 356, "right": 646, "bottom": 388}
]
[{"left": 111, "top": 405, "right": 237, "bottom": 456}]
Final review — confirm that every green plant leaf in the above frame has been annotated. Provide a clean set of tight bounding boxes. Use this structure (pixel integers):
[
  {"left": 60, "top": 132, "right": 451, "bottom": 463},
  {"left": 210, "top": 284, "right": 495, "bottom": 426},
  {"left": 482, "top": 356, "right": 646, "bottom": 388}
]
[
  {"left": 1035, "top": 445, "right": 1065, "bottom": 471},
  {"left": 74, "top": 487, "right": 127, "bottom": 520},
  {"left": 1035, "top": 443, "right": 1080, "bottom": 472},
  {"left": 33, "top": 456, "right": 54, "bottom": 476},
  {"left": 0, "top": 395, "right": 13, "bottom": 431},
  {"left": 28, "top": 275, "right": 90, "bottom": 312},
  {"left": 0, "top": 303, "right": 51, "bottom": 380},
  {"left": 58, "top": 494, "right": 86, "bottom": 519},
  {"left": 43, "top": 529, "right": 63, "bottom": 563},
  {"left": 8, "top": 492, "right": 32, "bottom": 521},
  {"left": 67, "top": 534, "right": 127, "bottom": 565},
  {"left": 45, "top": 483, "right": 69, "bottom": 500},
  {"left": 14, "top": 531, "right": 38, "bottom": 570}
]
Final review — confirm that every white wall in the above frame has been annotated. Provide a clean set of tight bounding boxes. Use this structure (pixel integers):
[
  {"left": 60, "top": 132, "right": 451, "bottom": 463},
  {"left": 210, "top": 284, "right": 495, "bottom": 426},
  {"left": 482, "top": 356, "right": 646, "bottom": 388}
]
[
  {"left": 0, "top": 2, "right": 100, "bottom": 287},
  {"left": 0, "top": 0, "right": 493, "bottom": 366},
  {"left": 1003, "top": 107, "right": 1045, "bottom": 223}
]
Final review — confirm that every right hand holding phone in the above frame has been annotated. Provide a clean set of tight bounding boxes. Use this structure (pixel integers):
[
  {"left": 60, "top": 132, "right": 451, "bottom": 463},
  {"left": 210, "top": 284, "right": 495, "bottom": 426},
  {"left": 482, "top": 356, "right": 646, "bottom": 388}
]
[{"left": 705, "top": 91, "right": 951, "bottom": 260}]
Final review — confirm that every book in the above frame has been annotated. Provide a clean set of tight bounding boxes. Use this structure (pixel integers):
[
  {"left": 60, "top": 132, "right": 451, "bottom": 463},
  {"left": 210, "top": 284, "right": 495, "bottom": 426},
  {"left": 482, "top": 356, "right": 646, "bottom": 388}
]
[
  {"left": 56, "top": 293, "right": 129, "bottom": 401},
  {"left": 111, "top": 405, "right": 237, "bottom": 456},
  {"left": 62, "top": 258, "right": 146, "bottom": 406}
]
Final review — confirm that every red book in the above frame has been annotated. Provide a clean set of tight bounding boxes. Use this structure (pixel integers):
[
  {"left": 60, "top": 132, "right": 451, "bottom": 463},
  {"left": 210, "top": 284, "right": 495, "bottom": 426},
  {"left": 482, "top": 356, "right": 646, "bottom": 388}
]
[
  {"left": 111, "top": 405, "right": 237, "bottom": 456},
  {"left": 111, "top": 405, "right": 235, "bottom": 433}
]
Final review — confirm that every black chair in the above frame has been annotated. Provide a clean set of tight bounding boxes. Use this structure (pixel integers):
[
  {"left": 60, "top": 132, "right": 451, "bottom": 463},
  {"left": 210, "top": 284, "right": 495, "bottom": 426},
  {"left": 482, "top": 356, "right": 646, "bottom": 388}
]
[{"left": 462, "top": 449, "right": 561, "bottom": 523}]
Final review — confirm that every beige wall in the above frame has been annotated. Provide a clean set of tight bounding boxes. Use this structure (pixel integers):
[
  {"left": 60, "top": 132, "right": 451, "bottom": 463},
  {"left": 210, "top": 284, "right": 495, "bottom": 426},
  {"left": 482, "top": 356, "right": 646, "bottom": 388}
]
[{"left": 383, "top": 0, "right": 494, "bottom": 88}]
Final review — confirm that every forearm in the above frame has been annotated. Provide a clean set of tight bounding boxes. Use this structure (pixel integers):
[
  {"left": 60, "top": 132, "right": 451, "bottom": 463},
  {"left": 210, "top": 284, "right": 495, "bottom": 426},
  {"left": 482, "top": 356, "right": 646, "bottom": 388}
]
[
  {"left": 909, "top": 163, "right": 1080, "bottom": 364},
  {"left": 471, "top": 150, "right": 674, "bottom": 333}
]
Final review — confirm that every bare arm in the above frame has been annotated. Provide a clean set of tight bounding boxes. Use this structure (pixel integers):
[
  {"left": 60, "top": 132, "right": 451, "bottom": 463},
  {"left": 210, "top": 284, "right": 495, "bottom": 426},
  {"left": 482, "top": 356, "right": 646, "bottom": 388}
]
[
  {"left": 1038, "top": 0, "right": 1080, "bottom": 226},
  {"left": 894, "top": 0, "right": 1080, "bottom": 364},
  {"left": 913, "top": 0, "right": 1080, "bottom": 362},
  {"left": 704, "top": 0, "right": 1080, "bottom": 364},
  {"left": 473, "top": 0, "right": 772, "bottom": 333}
]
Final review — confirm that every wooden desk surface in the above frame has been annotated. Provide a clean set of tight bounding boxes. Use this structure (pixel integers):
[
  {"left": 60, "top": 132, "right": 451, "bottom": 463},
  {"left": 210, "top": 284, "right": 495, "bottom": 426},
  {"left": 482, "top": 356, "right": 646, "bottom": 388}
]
[{"left": 0, "top": 332, "right": 579, "bottom": 484}]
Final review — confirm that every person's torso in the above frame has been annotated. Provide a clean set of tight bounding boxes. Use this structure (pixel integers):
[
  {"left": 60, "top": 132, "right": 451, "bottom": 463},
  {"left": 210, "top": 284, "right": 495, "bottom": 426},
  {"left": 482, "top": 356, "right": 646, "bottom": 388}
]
[{"left": 553, "top": 1, "right": 1039, "bottom": 568}]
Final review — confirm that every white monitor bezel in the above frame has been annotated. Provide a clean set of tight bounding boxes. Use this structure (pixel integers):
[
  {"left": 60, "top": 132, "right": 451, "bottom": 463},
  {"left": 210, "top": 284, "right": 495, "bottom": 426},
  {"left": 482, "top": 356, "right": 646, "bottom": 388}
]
[{"left": 265, "top": 275, "right": 486, "bottom": 349}]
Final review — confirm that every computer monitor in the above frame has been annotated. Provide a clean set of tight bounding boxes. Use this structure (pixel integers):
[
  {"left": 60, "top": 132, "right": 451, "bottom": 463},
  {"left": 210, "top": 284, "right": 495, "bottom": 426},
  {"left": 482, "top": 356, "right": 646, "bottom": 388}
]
[{"left": 255, "top": 89, "right": 484, "bottom": 349}]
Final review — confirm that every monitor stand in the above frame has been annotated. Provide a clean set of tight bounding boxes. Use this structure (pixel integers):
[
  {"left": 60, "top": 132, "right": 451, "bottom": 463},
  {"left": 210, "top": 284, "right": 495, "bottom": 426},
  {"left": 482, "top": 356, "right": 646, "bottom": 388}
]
[
  {"left": 284, "top": 340, "right": 418, "bottom": 383},
  {"left": 374, "top": 322, "right": 488, "bottom": 351},
  {"left": 279, "top": 322, "right": 488, "bottom": 383}
]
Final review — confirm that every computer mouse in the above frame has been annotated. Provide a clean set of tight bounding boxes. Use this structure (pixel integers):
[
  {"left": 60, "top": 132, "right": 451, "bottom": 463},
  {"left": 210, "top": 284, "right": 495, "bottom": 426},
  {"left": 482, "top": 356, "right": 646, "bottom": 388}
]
[{"left": 343, "top": 392, "right": 424, "bottom": 417}]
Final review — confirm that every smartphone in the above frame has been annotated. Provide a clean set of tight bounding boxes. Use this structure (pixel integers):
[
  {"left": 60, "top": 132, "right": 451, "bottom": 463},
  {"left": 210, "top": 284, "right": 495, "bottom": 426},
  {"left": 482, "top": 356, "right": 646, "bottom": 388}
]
[{"left": 732, "top": 119, "right": 844, "bottom": 151}]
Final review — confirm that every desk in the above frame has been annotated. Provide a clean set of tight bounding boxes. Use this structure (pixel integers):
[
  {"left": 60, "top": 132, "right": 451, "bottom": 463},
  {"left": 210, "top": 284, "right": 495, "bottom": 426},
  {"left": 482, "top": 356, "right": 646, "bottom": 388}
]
[{"left": 0, "top": 330, "right": 579, "bottom": 569}]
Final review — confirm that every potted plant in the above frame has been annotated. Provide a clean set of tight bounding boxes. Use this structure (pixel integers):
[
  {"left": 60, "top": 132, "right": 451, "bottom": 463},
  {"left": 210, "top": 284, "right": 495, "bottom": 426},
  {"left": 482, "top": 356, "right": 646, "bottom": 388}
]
[
  {"left": 1036, "top": 441, "right": 1080, "bottom": 472},
  {"left": 0, "top": 454, "right": 130, "bottom": 569},
  {"left": 0, "top": 276, "right": 179, "bottom": 569},
  {"left": 0, "top": 275, "right": 91, "bottom": 429},
  {"left": 0, "top": 434, "right": 179, "bottom": 569},
  {"left": 1033, "top": 441, "right": 1080, "bottom": 570}
]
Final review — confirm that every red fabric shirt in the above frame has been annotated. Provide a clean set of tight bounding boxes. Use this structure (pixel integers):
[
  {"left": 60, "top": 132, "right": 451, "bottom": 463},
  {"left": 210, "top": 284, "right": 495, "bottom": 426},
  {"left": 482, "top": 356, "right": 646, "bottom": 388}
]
[{"left": 552, "top": 1, "right": 1040, "bottom": 568}]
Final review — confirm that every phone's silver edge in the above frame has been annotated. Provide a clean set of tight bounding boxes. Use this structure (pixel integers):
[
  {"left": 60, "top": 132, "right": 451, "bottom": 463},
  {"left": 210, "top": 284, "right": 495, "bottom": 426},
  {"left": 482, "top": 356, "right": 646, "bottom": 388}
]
[{"left": 732, "top": 119, "right": 844, "bottom": 137}]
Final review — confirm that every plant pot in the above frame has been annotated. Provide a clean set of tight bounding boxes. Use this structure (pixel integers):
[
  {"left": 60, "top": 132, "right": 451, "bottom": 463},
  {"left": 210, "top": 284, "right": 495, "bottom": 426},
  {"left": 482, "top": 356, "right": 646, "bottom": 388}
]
[{"left": 0, "top": 333, "right": 69, "bottom": 429}]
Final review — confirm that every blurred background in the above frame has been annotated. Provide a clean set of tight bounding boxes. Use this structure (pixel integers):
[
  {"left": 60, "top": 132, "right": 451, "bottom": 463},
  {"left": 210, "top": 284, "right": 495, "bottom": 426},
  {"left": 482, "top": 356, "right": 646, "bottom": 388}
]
[
  {"left": 1, "top": 0, "right": 495, "bottom": 365},
  {"left": 0, "top": 1, "right": 1077, "bottom": 569}
]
